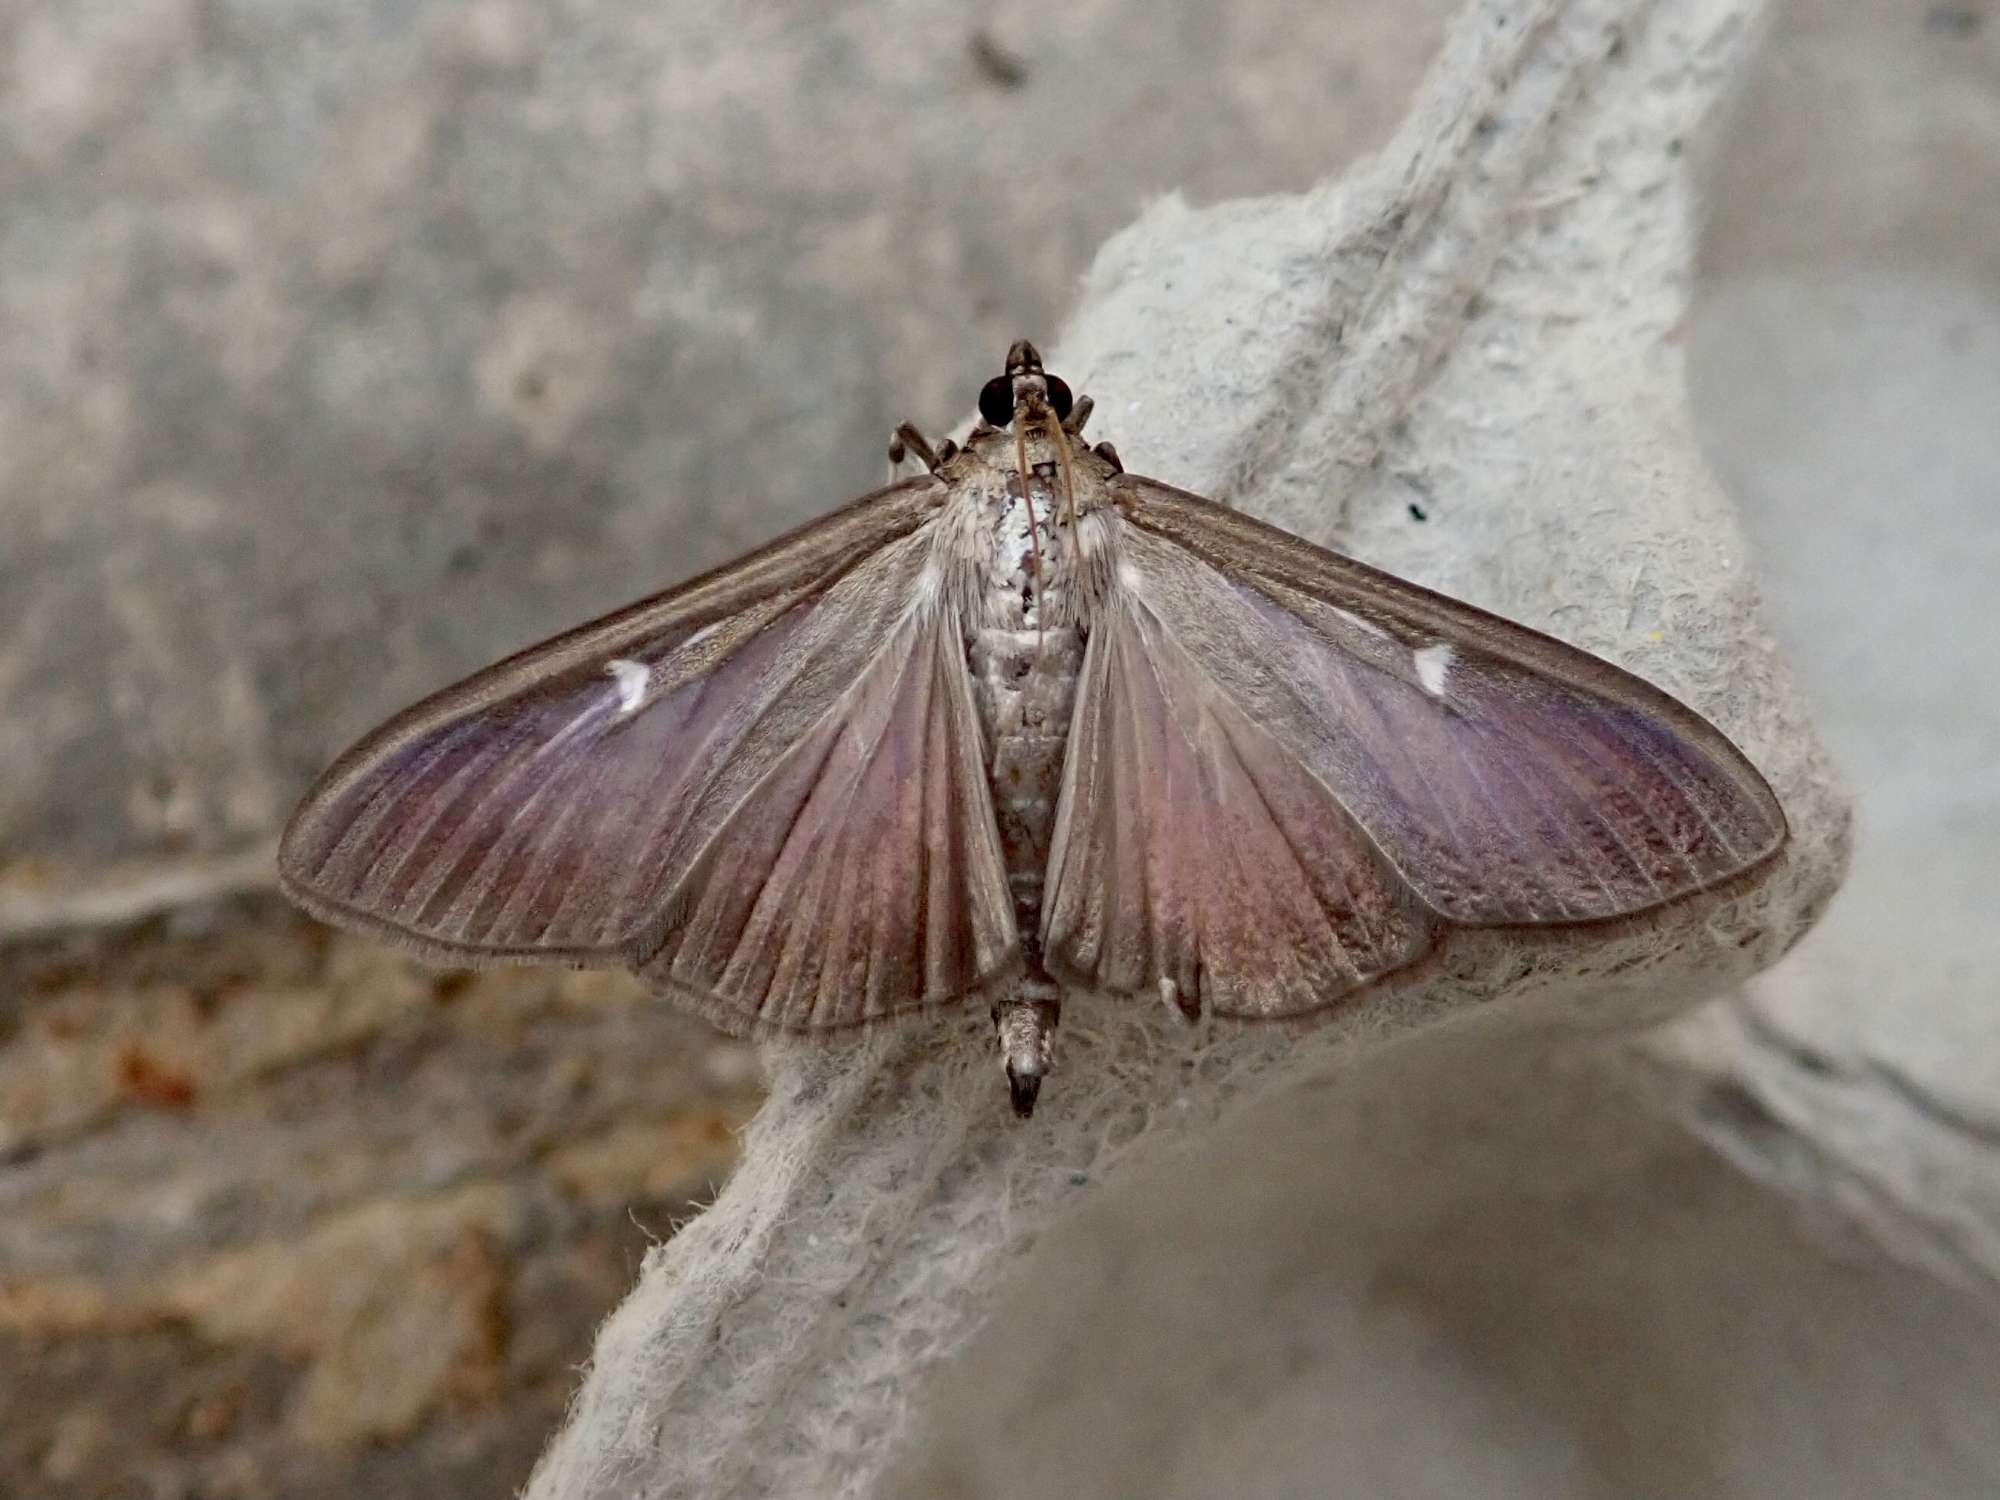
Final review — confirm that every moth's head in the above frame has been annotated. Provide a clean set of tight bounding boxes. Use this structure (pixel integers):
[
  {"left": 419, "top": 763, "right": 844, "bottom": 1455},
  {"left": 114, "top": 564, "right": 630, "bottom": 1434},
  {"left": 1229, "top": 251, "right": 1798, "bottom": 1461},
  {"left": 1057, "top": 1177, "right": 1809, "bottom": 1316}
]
[{"left": 976, "top": 339, "right": 1074, "bottom": 431}]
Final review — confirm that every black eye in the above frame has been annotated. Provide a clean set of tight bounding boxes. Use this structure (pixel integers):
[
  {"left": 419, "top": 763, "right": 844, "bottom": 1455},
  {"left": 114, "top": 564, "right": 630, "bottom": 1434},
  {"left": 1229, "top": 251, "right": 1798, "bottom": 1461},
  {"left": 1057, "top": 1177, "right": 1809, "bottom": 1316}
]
[
  {"left": 978, "top": 375, "right": 1016, "bottom": 427},
  {"left": 1044, "top": 374, "right": 1073, "bottom": 421}
]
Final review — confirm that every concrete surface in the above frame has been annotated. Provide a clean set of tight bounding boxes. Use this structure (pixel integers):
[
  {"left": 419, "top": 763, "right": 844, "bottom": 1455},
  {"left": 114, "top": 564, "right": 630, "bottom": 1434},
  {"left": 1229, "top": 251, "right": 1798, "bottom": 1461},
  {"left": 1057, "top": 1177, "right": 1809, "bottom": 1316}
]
[{"left": 1681, "top": 2, "right": 2000, "bottom": 1289}]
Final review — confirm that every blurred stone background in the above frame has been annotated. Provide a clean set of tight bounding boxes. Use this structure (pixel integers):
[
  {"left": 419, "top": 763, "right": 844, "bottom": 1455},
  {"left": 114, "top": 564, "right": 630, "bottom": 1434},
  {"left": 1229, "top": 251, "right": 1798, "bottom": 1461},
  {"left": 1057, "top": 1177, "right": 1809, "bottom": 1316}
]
[
  {"left": 8, "top": 1, "right": 2000, "bottom": 1497},
  {"left": 0, "top": 2, "right": 1457, "bottom": 1495}
]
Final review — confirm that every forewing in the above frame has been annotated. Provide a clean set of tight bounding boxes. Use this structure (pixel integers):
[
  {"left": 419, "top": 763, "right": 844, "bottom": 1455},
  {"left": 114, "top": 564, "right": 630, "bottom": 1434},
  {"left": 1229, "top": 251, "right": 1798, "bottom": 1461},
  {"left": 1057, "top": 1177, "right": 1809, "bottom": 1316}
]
[
  {"left": 1042, "top": 478, "right": 1786, "bottom": 1014},
  {"left": 281, "top": 477, "right": 1021, "bottom": 1029}
]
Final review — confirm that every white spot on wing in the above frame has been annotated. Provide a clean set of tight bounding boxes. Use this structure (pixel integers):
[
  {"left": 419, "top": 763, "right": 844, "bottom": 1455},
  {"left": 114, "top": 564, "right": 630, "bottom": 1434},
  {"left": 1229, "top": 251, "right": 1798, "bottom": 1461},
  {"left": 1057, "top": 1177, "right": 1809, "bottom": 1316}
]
[
  {"left": 1117, "top": 562, "right": 1144, "bottom": 592},
  {"left": 606, "top": 658, "right": 649, "bottom": 715},
  {"left": 1413, "top": 643, "right": 1454, "bottom": 697}
]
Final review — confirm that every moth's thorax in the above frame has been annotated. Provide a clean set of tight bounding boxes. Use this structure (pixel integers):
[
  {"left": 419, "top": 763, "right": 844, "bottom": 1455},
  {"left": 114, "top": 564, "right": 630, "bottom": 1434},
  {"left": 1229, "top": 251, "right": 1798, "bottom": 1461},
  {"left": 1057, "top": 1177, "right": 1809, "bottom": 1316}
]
[{"left": 939, "top": 425, "right": 1116, "bottom": 628}]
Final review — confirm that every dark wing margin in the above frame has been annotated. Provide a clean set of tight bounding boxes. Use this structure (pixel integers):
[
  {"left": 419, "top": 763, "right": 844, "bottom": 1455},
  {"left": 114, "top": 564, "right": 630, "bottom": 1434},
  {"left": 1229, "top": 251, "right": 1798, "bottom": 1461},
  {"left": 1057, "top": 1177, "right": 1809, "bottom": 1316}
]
[
  {"left": 280, "top": 476, "right": 1022, "bottom": 1031},
  {"left": 1040, "top": 476, "right": 1787, "bottom": 1016}
]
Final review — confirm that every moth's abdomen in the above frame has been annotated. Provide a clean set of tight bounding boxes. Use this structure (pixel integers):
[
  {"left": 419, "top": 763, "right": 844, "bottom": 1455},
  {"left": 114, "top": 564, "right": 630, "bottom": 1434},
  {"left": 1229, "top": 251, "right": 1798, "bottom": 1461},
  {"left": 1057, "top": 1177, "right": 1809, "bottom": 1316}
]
[{"left": 968, "top": 625, "right": 1084, "bottom": 949}]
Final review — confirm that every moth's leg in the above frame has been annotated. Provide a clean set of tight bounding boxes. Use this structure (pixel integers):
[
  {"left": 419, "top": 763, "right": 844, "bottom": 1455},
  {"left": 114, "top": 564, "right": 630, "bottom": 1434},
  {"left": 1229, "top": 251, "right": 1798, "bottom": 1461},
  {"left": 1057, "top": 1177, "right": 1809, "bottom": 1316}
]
[
  {"left": 993, "top": 980, "right": 1060, "bottom": 1119},
  {"left": 1062, "top": 393, "right": 1094, "bottom": 436},
  {"left": 887, "top": 422, "right": 944, "bottom": 476},
  {"left": 1092, "top": 440, "right": 1122, "bottom": 473}
]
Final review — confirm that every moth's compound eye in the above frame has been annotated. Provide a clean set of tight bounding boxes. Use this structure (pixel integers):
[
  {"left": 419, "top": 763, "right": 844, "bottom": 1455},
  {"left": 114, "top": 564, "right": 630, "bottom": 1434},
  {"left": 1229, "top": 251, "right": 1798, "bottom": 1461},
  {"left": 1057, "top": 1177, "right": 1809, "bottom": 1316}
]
[
  {"left": 1043, "top": 374, "right": 1074, "bottom": 422},
  {"left": 978, "top": 375, "right": 1017, "bottom": 428}
]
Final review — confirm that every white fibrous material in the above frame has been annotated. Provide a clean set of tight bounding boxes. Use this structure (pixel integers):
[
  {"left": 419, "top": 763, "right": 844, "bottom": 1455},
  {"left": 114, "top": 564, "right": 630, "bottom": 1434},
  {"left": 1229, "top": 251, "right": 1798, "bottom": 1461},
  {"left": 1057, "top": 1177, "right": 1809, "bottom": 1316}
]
[{"left": 525, "top": 2, "right": 1869, "bottom": 1497}]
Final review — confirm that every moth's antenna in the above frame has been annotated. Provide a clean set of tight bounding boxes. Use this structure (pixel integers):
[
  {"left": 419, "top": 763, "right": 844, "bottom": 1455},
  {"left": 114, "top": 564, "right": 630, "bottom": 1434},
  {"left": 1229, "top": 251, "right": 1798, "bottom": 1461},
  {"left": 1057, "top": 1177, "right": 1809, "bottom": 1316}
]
[{"left": 1012, "top": 418, "right": 1046, "bottom": 646}]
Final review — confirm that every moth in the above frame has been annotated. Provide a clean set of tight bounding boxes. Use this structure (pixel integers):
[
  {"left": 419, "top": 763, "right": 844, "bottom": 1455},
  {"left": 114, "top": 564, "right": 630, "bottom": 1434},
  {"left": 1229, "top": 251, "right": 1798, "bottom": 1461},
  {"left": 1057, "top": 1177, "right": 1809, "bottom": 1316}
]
[{"left": 280, "top": 341, "right": 1787, "bottom": 1117}]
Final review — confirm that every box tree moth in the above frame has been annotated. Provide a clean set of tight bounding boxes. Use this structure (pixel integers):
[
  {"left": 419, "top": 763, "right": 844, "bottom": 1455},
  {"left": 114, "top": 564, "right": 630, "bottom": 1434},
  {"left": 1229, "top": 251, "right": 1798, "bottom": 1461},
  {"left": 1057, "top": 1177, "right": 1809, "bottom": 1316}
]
[{"left": 280, "top": 341, "right": 1787, "bottom": 1117}]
